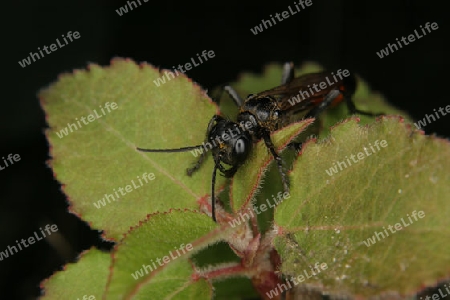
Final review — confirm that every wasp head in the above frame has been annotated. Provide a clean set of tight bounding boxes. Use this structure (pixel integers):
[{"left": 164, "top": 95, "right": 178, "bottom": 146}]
[{"left": 207, "top": 116, "right": 253, "bottom": 171}]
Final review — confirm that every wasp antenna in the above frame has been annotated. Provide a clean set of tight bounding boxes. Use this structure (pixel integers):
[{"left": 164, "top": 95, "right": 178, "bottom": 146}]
[
  {"left": 211, "top": 160, "right": 220, "bottom": 222},
  {"left": 224, "top": 85, "right": 244, "bottom": 107},
  {"left": 136, "top": 145, "right": 204, "bottom": 153}
]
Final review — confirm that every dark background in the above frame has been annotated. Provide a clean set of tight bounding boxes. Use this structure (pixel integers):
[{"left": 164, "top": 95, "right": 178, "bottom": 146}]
[{"left": 1, "top": 0, "right": 449, "bottom": 299}]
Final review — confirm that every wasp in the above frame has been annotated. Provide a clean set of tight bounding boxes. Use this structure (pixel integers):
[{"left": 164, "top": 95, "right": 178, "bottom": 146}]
[{"left": 137, "top": 63, "right": 381, "bottom": 222}]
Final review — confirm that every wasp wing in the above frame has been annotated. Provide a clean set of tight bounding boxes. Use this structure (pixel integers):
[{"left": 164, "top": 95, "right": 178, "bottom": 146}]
[{"left": 255, "top": 72, "right": 346, "bottom": 111}]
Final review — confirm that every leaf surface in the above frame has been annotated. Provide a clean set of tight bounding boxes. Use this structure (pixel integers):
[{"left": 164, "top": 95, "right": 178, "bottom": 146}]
[
  {"left": 40, "top": 248, "right": 110, "bottom": 300},
  {"left": 40, "top": 59, "right": 221, "bottom": 240},
  {"left": 105, "top": 210, "right": 221, "bottom": 299},
  {"left": 274, "top": 117, "right": 450, "bottom": 297}
]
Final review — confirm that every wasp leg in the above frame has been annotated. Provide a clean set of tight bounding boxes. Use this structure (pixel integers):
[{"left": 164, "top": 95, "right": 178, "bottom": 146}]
[
  {"left": 287, "top": 142, "right": 303, "bottom": 152},
  {"left": 187, "top": 115, "right": 224, "bottom": 176},
  {"left": 262, "top": 133, "right": 290, "bottom": 193},
  {"left": 285, "top": 90, "right": 341, "bottom": 154},
  {"left": 304, "top": 89, "right": 341, "bottom": 119},
  {"left": 281, "top": 61, "right": 295, "bottom": 85},
  {"left": 345, "top": 96, "right": 384, "bottom": 117},
  {"left": 220, "top": 165, "right": 239, "bottom": 178},
  {"left": 186, "top": 149, "right": 207, "bottom": 176}
]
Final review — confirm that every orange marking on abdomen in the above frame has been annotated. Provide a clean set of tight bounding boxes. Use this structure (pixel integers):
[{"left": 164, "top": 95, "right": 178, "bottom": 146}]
[{"left": 331, "top": 93, "right": 344, "bottom": 107}]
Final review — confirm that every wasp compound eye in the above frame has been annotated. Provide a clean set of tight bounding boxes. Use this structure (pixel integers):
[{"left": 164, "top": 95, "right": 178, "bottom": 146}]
[
  {"left": 235, "top": 138, "right": 246, "bottom": 154},
  {"left": 233, "top": 137, "right": 251, "bottom": 164}
]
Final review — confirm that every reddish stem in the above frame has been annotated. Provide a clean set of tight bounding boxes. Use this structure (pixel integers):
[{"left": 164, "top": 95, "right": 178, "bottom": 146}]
[{"left": 192, "top": 262, "right": 256, "bottom": 281}]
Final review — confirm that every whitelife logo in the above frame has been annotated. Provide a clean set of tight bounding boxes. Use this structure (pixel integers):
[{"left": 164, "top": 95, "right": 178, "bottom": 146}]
[
  {"left": 55, "top": 102, "right": 118, "bottom": 139},
  {"left": 414, "top": 104, "right": 450, "bottom": 129},
  {"left": 418, "top": 283, "right": 450, "bottom": 300},
  {"left": 0, "top": 224, "right": 58, "bottom": 261},
  {"left": 325, "top": 140, "right": 388, "bottom": 176},
  {"left": 362, "top": 210, "right": 425, "bottom": 247},
  {"left": 376, "top": 22, "right": 438, "bottom": 59},
  {"left": 228, "top": 191, "right": 290, "bottom": 228},
  {"left": 250, "top": 0, "right": 313, "bottom": 35},
  {"left": 287, "top": 69, "right": 350, "bottom": 107},
  {"left": 131, "top": 243, "right": 193, "bottom": 280},
  {"left": 266, "top": 262, "right": 328, "bottom": 299},
  {"left": 153, "top": 50, "right": 215, "bottom": 87},
  {"left": 115, "top": 0, "right": 148, "bottom": 16},
  {"left": 189, "top": 120, "right": 255, "bottom": 158},
  {"left": 18, "top": 31, "right": 81, "bottom": 68},
  {"left": 93, "top": 172, "right": 156, "bottom": 209},
  {"left": 0, "top": 153, "right": 21, "bottom": 172}
]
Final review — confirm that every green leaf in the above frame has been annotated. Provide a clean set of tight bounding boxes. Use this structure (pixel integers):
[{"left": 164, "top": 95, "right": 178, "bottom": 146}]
[
  {"left": 105, "top": 210, "right": 223, "bottom": 299},
  {"left": 229, "top": 119, "right": 314, "bottom": 214},
  {"left": 274, "top": 117, "right": 450, "bottom": 297},
  {"left": 40, "top": 59, "right": 445, "bottom": 299},
  {"left": 40, "top": 248, "right": 110, "bottom": 300},
  {"left": 40, "top": 58, "right": 222, "bottom": 240}
]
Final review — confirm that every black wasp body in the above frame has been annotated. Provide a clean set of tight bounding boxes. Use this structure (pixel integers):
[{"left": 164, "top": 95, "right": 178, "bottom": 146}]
[{"left": 137, "top": 62, "right": 380, "bottom": 221}]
